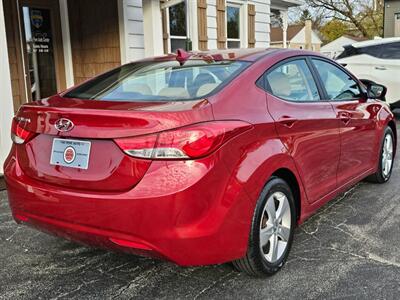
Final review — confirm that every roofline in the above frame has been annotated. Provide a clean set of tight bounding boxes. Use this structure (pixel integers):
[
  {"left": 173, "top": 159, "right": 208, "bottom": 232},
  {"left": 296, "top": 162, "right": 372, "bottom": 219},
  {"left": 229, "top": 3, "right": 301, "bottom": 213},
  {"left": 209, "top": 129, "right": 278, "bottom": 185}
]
[{"left": 270, "top": 0, "right": 302, "bottom": 8}]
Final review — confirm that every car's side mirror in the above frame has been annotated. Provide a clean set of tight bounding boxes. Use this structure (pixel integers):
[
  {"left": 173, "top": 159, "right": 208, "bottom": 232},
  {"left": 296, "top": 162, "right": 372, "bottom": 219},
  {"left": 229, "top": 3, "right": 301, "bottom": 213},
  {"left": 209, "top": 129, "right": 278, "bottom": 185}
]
[{"left": 360, "top": 79, "right": 387, "bottom": 101}]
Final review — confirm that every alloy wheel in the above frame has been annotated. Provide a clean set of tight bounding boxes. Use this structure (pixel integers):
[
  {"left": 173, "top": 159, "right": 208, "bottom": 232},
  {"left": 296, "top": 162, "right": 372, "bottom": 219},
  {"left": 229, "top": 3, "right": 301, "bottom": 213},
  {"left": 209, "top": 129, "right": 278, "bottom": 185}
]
[
  {"left": 382, "top": 133, "right": 394, "bottom": 178},
  {"left": 259, "top": 191, "right": 291, "bottom": 263}
]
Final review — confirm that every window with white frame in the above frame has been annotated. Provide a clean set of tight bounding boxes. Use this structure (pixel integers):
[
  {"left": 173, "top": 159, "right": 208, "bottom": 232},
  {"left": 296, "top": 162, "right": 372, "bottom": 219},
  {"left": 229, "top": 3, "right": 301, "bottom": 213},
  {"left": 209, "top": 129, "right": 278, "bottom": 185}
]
[
  {"left": 226, "top": 4, "right": 241, "bottom": 48},
  {"left": 168, "top": 1, "right": 188, "bottom": 52}
]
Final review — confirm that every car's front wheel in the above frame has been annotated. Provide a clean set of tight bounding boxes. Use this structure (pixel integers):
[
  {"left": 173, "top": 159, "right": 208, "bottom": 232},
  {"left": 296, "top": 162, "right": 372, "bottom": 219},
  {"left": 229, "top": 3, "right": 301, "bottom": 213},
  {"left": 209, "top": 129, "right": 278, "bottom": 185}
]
[
  {"left": 233, "top": 177, "right": 296, "bottom": 277},
  {"left": 367, "top": 126, "right": 395, "bottom": 183}
]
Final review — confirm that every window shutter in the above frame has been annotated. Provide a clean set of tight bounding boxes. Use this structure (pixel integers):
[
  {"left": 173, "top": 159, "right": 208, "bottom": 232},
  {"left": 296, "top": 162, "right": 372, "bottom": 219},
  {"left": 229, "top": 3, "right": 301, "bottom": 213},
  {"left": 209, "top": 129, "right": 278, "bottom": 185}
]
[
  {"left": 160, "top": 0, "right": 169, "bottom": 54},
  {"left": 248, "top": 4, "right": 256, "bottom": 48},
  {"left": 197, "top": 0, "right": 208, "bottom": 50},
  {"left": 216, "top": 0, "right": 226, "bottom": 49}
]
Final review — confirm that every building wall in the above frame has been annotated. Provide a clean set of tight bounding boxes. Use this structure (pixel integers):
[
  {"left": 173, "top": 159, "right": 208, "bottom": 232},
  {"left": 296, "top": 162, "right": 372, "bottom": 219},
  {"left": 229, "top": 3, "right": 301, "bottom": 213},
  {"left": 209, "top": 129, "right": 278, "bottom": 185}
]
[
  {"left": 270, "top": 42, "right": 320, "bottom": 51},
  {"left": 207, "top": 0, "right": 270, "bottom": 49},
  {"left": 290, "top": 28, "right": 322, "bottom": 45},
  {"left": 206, "top": 0, "right": 218, "bottom": 49},
  {"left": 122, "top": 0, "right": 272, "bottom": 60},
  {"left": 122, "top": 0, "right": 145, "bottom": 62},
  {"left": 253, "top": 0, "right": 270, "bottom": 47},
  {"left": 289, "top": 42, "right": 321, "bottom": 51},
  {"left": 3, "top": 0, "right": 26, "bottom": 112},
  {"left": 68, "top": 0, "right": 121, "bottom": 84},
  {"left": 384, "top": 0, "right": 400, "bottom": 37}
]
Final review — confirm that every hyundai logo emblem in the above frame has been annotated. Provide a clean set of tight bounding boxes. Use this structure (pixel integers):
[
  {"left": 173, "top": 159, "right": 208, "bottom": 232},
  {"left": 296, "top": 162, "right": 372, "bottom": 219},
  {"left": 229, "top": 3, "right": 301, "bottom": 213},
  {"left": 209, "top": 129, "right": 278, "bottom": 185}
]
[{"left": 55, "top": 118, "right": 74, "bottom": 132}]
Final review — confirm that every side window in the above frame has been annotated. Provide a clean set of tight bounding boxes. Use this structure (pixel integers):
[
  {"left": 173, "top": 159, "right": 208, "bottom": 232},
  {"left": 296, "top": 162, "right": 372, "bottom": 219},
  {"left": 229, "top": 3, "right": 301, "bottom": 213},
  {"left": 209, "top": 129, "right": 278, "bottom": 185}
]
[
  {"left": 359, "top": 45, "right": 382, "bottom": 58},
  {"left": 312, "top": 59, "right": 361, "bottom": 101},
  {"left": 265, "top": 60, "right": 320, "bottom": 102},
  {"left": 379, "top": 43, "right": 400, "bottom": 59}
]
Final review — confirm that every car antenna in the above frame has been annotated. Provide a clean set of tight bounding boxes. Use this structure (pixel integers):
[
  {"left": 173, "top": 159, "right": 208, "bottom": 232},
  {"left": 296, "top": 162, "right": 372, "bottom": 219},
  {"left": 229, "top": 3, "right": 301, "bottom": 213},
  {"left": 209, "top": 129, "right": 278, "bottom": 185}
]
[{"left": 176, "top": 48, "right": 191, "bottom": 66}]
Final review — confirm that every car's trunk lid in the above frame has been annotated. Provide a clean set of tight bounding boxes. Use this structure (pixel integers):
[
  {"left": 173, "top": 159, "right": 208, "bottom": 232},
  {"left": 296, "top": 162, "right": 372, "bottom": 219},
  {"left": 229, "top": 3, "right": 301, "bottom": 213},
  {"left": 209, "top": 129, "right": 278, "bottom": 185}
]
[{"left": 15, "top": 95, "right": 214, "bottom": 192}]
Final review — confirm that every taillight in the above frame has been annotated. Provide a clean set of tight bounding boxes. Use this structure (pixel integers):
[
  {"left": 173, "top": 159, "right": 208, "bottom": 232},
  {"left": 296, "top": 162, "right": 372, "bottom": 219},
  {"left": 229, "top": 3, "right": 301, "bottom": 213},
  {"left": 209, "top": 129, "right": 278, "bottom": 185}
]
[
  {"left": 11, "top": 118, "right": 36, "bottom": 144},
  {"left": 115, "top": 121, "right": 252, "bottom": 160}
]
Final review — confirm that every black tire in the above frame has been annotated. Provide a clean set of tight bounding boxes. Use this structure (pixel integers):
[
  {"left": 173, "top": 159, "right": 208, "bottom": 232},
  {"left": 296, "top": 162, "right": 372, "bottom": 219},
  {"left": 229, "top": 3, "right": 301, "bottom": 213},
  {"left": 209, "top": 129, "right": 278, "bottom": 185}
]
[
  {"left": 232, "top": 177, "right": 296, "bottom": 277},
  {"left": 366, "top": 126, "right": 395, "bottom": 183}
]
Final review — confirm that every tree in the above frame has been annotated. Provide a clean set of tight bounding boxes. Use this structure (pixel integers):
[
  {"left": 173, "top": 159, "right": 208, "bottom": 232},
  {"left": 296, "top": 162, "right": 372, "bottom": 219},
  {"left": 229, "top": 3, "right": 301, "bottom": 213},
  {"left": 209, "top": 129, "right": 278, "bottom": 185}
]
[
  {"left": 289, "top": 7, "right": 324, "bottom": 29},
  {"left": 303, "top": 0, "right": 383, "bottom": 38},
  {"left": 320, "top": 19, "right": 350, "bottom": 42},
  {"left": 299, "top": 9, "right": 313, "bottom": 24}
]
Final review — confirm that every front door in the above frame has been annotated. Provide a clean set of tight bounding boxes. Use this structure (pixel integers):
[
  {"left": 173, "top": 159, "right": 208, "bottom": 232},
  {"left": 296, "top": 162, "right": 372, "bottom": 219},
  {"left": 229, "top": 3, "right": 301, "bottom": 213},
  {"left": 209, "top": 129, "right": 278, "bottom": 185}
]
[
  {"left": 263, "top": 58, "right": 341, "bottom": 204},
  {"left": 19, "top": 0, "right": 66, "bottom": 101},
  {"left": 310, "top": 58, "right": 378, "bottom": 187}
]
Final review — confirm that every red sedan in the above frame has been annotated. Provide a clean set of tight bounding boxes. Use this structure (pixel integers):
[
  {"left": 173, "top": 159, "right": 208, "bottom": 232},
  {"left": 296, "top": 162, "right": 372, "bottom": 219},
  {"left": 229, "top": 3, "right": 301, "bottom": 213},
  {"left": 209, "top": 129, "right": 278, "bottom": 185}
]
[{"left": 4, "top": 49, "right": 396, "bottom": 276}]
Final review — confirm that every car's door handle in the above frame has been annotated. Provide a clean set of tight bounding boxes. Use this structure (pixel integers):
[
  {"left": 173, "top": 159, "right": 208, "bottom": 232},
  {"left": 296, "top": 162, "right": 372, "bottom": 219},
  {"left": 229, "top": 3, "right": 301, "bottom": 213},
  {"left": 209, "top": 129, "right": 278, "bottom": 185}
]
[
  {"left": 278, "top": 116, "right": 298, "bottom": 128},
  {"left": 372, "top": 105, "right": 381, "bottom": 113},
  {"left": 375, "top": 66, "right": 387, "bottom": 70},
  {"left": 339, "top": 112, "right": 351, "bottom": 125}
]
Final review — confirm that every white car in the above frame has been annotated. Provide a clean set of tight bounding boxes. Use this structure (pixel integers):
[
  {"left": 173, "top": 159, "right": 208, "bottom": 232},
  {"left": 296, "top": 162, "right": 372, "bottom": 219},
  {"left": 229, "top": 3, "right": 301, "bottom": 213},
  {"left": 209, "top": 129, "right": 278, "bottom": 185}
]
[{"left": 336, "top": 37, "right": 400, "bottom": 109}]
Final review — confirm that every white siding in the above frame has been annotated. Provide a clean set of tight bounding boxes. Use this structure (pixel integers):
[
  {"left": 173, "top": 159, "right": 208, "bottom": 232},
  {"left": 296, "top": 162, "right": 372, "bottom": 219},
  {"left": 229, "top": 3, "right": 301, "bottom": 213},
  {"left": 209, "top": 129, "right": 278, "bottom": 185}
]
[
  {"left": 291, "top": 28, "right": 322, "bottom": 44},
  {"left": 121, "top": 0, "right": 271, "bottom": 59},
  {"left": 253, "top": 0, "right": 270, "bottom": 47},
  {"left": 122, "top": 0, "right": 145, "bottom": 62},
  {"left": 205, "top": 0, "right": 270, "bottom": 50},
  {"left": 206, "top": 0, "right": 218, "bottom": 49}
]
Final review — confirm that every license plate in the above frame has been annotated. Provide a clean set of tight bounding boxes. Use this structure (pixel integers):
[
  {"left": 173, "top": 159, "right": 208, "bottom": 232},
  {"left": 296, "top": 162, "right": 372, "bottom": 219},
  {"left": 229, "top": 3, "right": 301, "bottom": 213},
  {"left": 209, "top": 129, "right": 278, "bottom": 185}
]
[{"left": 50, "top": 138, "right": 91, "bottom": 170}]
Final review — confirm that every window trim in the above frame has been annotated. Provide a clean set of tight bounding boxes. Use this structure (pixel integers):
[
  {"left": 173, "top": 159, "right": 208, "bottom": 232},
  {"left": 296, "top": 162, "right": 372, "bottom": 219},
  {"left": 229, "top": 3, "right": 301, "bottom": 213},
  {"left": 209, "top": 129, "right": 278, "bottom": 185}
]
[
  {"left": 308, "top": 56, "right": 366, "bottom": 102},
  {"left": 167, "top": 0, "right": 188, "bottom": 53},
  {"left": 226, "top": 2, "right": 244, "bottom": 49},
  {"left": 257, "top": 56, "right": 326, "bottom": 104}
]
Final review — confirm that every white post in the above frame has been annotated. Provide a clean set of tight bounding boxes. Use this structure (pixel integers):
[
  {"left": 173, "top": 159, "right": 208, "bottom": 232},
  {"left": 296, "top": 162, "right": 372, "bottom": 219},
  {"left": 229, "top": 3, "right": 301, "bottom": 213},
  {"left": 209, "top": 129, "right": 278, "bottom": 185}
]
[
  {"left": 143, "top": 0, "right": 164, "bottom": 56},
  {"left": 0, "top": 0, "right": 15, "bottom": 174},
  {"left": 280, "top": 10, "right": 288, "bottom": 48},
  {"left": 242, "top": 3, "right": 249, "bottom": 48},
  {"left": 118, "top": 0, "right": 128, "bottom": 64},
  {"left": 59, "top": 0, "right": 74, "bottom": 88},
  {"left": 187, "top": 0, "right": 198, "bottom": 51}
]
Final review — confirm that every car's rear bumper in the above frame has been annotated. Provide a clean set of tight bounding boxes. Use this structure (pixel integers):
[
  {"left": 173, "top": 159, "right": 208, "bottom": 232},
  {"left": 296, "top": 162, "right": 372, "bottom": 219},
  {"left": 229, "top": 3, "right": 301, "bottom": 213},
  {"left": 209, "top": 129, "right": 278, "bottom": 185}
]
[{"left": 4, "top": 152, "right": 253, "bottom": 266}]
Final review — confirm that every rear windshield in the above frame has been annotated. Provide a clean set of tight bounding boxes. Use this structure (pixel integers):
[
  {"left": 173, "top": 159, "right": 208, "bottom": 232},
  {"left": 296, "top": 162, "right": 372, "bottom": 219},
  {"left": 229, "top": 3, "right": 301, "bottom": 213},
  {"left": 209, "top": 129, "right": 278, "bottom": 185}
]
[{"left": 64, "top": 60, "right": 249, "bottom": 101}]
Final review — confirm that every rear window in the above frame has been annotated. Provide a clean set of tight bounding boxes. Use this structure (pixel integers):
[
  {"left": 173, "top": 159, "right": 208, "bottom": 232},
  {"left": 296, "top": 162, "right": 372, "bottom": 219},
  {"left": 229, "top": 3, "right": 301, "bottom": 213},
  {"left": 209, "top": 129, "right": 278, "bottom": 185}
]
[
  {"left": 64, "top": 60, "right": 249, "bottom": 101},
  {"left": 380, "top": 42, "right": 400, "bottom": 59},
  {"left": 337, "top": 43, "right": 400, "bottom": 60},
  {"left": 337, "top": 45, "right": 383, "bottom": 59}
]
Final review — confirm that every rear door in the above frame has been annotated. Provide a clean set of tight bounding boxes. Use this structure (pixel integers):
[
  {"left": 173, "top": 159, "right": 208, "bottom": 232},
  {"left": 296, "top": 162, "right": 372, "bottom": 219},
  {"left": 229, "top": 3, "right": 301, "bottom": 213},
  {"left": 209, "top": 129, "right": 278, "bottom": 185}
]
[
  {"left": 338, "top": 43, "right": 400, "bottom": 105},
  {"left": 261, "top": 58, "right": 341, "bottom": 204},
  {"left": 310, "top": 58, "right": 379, "bottom": 187}
]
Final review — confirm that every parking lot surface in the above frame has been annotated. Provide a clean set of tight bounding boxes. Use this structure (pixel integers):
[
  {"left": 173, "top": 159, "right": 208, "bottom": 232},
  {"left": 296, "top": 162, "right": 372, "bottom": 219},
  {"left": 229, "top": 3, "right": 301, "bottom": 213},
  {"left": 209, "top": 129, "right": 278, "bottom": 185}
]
[{"left": 1, "top": 124, "right": 400, "bottom": 300}]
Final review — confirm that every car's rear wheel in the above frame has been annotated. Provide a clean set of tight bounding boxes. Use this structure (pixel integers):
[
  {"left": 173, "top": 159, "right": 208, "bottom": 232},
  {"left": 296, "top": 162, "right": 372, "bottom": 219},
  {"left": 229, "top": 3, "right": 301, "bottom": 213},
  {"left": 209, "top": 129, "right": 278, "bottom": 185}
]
[
  {"left": 232, "top": 177, "right": 296, "bottom": 277},
  {"left": 367, "top": 127, "right": 395, "bottom": 183}
]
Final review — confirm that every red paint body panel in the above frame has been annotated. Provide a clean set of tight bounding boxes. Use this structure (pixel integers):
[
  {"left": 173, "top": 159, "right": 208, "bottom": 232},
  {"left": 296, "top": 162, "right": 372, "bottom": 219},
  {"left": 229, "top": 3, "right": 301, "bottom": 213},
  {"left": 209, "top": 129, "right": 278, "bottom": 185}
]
[
  {"left": 330, "top": 100, "right": 381, "bottom": 186},
  {"left": 4, "top": 49, "right": 397, "bottom": 266},
  {"left": 266, "top": 94, "right": 341, "bottom": 204}
]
